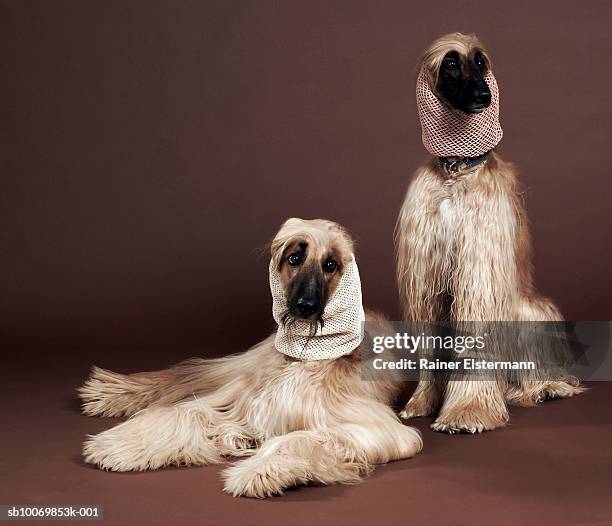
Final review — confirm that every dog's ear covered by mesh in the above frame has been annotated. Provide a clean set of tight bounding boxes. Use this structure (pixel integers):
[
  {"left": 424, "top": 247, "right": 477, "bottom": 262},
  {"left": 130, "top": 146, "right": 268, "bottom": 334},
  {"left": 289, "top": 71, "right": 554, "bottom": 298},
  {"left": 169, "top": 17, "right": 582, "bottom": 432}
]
[
  {"left": 270, "top": 254, "right": 365, "bottom": 361},
  {"left": 416, "top": 67, "right": 503, "bottom": 157}
]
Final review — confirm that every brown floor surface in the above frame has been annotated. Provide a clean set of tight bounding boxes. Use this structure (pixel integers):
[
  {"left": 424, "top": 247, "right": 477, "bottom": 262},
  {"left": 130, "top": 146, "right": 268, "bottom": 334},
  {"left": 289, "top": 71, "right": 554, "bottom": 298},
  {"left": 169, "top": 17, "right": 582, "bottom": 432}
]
[{"left": 2, "top": 356, "right": 611, "bottom": 526}]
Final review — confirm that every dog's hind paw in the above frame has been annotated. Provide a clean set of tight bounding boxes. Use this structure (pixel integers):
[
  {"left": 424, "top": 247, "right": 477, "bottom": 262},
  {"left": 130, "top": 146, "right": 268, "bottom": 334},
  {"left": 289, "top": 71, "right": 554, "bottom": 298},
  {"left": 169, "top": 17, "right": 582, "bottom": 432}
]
[
  {"left": 399, "top": 406, "right": 431, "bottom": 419},
  {"left": 83, "top": 429, "right": 152, "bottom": 472},
  {"left": 540, "top": 378, "right": 587, "bottom": 400},
  {"left": 399, "top": 382, "right": 440, "bottom": 419},
  {"left": 82, "top": 405, "right": 223, "bottom": 471},
  {"left": 399, "top": 395, "right": 437, "bottom": 419},
  {"left": 506, "top": 378, "right": 587, "bottom": 407}
]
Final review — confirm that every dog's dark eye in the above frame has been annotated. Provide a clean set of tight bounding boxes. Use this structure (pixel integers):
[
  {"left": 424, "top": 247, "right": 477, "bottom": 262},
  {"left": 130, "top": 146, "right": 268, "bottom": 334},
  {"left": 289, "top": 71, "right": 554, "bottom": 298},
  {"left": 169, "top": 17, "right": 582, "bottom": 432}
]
[
  {"left": 443, "top": 58, "right": 458, "bottom": 69},
  {"left": 287, "top": 253, "right": 302, "bottom": 266},
  {"left": 323, "top": 258, "right": 337, "bottom": 273},
  {"left": 475, "top": 54, "right": 486, "bottom": 70}
]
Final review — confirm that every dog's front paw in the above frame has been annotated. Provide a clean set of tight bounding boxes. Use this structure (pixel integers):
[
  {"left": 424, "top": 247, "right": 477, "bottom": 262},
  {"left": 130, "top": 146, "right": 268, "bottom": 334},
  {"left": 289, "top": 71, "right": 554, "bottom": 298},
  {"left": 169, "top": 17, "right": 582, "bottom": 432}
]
[
  {"left": 222, "top": 454, "right": 308, "bottom": 498},
  {"left": 222, "top": 461, "right": 284, "bottom": 498},
  {"left": 213, "top": 430, "right": 256, "bottom": 457},
  {"left": 431, "top": 407, "right": 508, "bottom": 434}
]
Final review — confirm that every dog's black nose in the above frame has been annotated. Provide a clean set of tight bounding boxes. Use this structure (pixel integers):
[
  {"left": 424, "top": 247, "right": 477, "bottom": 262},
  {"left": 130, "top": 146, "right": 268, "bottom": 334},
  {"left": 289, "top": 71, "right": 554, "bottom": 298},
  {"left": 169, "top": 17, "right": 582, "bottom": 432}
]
[
  {"left": 474, "top": 89, "right": 491, "bottom": 105},
  {"left": 473, "top": 82, "right": 491, "bottom": 106},
  {"left": 296, "top": 297, "right": 318, "bottom": 317}
]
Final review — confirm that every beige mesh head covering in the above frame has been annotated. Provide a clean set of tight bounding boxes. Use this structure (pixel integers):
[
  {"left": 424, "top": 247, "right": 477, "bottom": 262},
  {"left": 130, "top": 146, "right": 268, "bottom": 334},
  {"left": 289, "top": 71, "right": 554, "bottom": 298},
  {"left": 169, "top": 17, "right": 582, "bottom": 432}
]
[
  {"left": 270, "top": 254, "right": 365, "bottom": 360},
  {"left": 416, "top": 67, "right": 503, "bottom": 157}
]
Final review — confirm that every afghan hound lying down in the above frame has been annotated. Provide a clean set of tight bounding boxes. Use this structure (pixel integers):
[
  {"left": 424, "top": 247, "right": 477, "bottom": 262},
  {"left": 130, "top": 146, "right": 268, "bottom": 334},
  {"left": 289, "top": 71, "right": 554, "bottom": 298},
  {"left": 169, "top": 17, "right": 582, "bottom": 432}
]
[{"left": 79, "top": 218, "right": 422, "bottom": 498}]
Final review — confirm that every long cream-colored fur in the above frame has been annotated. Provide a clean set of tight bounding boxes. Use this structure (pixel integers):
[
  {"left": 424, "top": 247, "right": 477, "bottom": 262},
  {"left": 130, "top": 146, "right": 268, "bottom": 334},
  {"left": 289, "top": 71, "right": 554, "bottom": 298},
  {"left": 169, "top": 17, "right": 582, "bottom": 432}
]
[
  {"left": 80, "top": 218, "right": 422, "bottom": 498},
  {"left": 395, "top": 33, "right": 584, "bottom": 433}
]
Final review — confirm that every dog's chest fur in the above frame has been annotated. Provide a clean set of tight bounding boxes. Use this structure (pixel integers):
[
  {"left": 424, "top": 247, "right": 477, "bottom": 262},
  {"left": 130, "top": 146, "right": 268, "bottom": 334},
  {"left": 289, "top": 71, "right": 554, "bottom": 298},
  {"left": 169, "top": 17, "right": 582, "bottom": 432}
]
[
  {"left": 245, "top": 359, "right": 347, "bottom": 439},
  {"left": 425, "top": 168, "right": 517, "bottom": 299},
  {"left": 429, "top": 174, "right": 476, "bottom": 274}
]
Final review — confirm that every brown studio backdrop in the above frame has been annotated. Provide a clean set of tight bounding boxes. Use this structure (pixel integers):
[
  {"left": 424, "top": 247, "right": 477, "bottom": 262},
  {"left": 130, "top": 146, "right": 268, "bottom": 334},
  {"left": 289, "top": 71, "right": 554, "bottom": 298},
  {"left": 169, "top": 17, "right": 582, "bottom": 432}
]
[{"left": 1, "top": 0, "right": 611, "bottom": 363}]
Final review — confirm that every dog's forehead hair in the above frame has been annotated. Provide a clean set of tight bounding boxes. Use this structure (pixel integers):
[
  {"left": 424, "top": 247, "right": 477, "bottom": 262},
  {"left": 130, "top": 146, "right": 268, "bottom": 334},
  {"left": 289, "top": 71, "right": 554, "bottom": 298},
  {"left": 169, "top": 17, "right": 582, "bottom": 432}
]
[
  {"left": 271, "top": 218, "right": 354, "bottom": 268},
  {"left": 421, "top": 32, "right": 490, "bottom": 84},
  {"left": 281, "top": 236, "right": 344, "bottom": 270},
  {"left": 442, "top": 49, "right": 487, "bottom": 78}
]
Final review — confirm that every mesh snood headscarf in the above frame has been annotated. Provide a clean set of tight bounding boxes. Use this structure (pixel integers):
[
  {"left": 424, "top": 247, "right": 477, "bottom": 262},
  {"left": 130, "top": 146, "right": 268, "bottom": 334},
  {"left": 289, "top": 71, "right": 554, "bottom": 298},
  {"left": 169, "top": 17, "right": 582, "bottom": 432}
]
[
  {"left": 270, "top": 254, "right": 365, "bottom": 361},
  {"left": 416, "top": 67, "right": 503, "bottom": 157}
]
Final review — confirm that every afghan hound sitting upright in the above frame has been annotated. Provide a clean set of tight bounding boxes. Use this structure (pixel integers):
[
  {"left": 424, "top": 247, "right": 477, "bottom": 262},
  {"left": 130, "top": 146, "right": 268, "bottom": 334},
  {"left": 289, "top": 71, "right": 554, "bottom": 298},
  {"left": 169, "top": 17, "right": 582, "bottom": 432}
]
[
  {"left": 395, "top": 33, "right": 583, "bottom": 434},
  {"left": 79, "top": 218, "right": 421, "bottom": 497}
]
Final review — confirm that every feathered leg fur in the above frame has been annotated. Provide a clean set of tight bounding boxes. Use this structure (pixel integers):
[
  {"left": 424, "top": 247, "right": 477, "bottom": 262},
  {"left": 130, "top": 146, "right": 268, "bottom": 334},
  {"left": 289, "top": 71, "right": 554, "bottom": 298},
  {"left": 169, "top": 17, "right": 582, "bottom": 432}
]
[{"left": 223, "top": 407, "right": 422, "bottom": 498}]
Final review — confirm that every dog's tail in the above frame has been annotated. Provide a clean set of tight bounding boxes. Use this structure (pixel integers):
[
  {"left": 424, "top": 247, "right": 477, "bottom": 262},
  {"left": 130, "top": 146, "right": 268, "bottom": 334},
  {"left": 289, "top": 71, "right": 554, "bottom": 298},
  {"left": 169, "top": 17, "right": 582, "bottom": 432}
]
[{"left": 79, "top": 334, "right": 277, "bottom": 417}]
